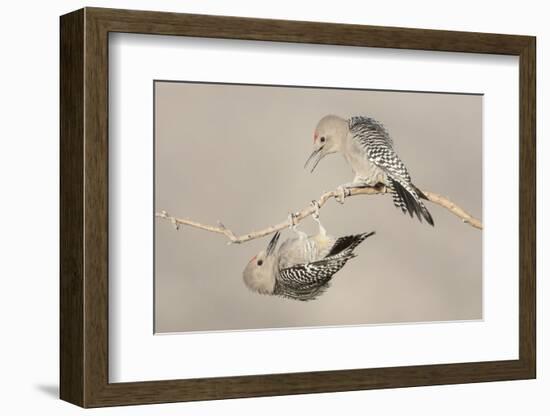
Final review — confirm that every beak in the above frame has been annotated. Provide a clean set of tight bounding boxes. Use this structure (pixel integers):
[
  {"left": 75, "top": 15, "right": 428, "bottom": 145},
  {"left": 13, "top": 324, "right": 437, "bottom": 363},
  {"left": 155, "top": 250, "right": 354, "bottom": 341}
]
[
  {"left": 304, "top": 146, "right": 324, "bottom": 173},
  {"left": 266, "top": 231, "right": 280, "bottom": 256}
]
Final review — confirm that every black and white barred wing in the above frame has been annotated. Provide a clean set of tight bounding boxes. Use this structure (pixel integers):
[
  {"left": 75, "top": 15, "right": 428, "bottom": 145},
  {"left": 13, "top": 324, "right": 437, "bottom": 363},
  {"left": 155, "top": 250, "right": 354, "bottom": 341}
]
[
  {"left": 348, "top": 116, "right": 410, "bottom": 182},
  {"left": 348, "top": 116, "right": 434, "bottom": 225},
  {"left": 274, "top": 253, "right": 355, "bottom": 301}
]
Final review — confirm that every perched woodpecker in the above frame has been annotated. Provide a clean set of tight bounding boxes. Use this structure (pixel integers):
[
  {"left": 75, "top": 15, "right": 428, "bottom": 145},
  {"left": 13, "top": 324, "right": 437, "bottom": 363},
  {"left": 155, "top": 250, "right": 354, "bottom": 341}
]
[
  {"left": 305, "top": 115, "right": 434, "bottom": 226},
  {"left": 242, "top": 209, "right": 375, "bottom": 301}
]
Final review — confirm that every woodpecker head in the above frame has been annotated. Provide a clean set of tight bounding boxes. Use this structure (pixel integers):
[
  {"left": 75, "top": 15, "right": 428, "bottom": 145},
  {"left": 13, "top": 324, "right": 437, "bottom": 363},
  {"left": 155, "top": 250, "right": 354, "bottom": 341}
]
[
  {"left": 242, "top": 232, "right": 280, "bottom": 295},
  {"left": 305, "top": 115, "right": 349, "bottom": 172}
]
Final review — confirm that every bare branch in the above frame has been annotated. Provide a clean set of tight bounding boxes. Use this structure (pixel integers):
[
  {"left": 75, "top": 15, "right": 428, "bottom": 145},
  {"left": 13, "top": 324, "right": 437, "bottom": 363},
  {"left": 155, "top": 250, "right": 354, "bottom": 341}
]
[
  {"left": 156, "top": 185, "right": 482, "bottom": 244},
  {"left": 422, "top": 190, "right": 482, "bottom": 230}
]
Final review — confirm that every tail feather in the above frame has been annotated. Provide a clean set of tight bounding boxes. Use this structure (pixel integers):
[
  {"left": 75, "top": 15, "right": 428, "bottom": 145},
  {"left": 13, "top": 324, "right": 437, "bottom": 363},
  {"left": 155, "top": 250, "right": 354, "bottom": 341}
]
[
  {"left": 413, "top": 184, "right": 429, "bottom": 201},
  {"left": 390, "top": 179, "right": 434, "bottom": 226},
  {"left": 326, "top": 231, "right": 375, "bottom": 258}
]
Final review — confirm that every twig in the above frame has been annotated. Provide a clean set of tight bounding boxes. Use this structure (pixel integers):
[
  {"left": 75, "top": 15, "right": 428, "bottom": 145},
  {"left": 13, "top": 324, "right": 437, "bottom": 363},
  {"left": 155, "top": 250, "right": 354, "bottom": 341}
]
[
  {"left": 156, "top": 185, "right": 482, "bottom": 244},
  {"left": 422, "top": 190, "right": 482, "bottom": 230}
]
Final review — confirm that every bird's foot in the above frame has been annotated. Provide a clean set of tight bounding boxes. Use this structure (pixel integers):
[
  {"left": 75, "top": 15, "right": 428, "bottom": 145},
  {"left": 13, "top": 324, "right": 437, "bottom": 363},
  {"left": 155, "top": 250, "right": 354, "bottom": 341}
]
[
  {"left": 335, "top": 185, "right": 351, "bottom": 204},
  {"left": 288, "top": 212, "right": 307, "bottom": 239},
  {"left": 336, "top": 181, "right": 379, "bottom": 203},
  {"left": 288, "top": 212, "right": 298, "bottom": 230},
  {"left": 311, "top": 200, "right": 321, "bottom": 220},
  {"left": 310, "top": 200, "right": 327, "bottom": 237}
]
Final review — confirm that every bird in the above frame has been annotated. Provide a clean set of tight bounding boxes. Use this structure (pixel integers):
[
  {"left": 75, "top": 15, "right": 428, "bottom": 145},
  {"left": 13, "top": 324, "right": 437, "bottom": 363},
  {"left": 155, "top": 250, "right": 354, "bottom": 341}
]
[
  {"left": 242, "top": 204, "right": 375, "bottom": 301},
  {"left": 304, "top": 114, "right": 434, "bottom": 226}
]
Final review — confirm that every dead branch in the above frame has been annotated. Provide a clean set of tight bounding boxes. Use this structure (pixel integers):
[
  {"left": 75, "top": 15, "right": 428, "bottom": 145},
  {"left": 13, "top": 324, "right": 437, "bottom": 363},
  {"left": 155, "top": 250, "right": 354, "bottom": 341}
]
[{"left": 156, "top": 185, "right": 481, "bottom": 244}]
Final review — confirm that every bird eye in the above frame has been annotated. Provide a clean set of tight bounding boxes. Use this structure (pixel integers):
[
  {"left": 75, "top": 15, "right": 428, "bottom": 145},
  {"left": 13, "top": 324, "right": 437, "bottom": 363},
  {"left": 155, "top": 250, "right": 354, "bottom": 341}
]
[
  {"left": 320, "top": 137, "right": 326, "bottom": 143},
  {"left": 257, "top": 259, "right": 263, "bottom": 266}
]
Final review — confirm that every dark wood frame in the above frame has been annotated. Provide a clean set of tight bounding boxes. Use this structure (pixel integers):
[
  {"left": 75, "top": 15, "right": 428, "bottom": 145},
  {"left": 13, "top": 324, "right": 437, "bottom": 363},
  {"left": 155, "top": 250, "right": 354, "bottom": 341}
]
[{"left": 60, "top": 7, "right": 536, "bottom": 408}]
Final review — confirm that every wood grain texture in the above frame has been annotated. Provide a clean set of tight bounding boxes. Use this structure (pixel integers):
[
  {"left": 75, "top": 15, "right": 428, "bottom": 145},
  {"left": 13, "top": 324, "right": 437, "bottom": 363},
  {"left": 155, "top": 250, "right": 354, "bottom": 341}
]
[
  {"left": 59, "top": 7, "right": 537, "bottom": 408},
  {"left": 89, "top": 7, "right": 532, "bottom": 54},
  {"left": 59, "top": 8, "right": 84, "bottom": 406},
  {"left": 518, "top": 38, "right": 536, "bottom": 375}
]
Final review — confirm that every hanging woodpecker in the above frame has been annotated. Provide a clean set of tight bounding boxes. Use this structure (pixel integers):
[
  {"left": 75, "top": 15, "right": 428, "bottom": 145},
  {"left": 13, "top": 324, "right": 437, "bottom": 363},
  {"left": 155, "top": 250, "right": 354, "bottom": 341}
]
[
  {"left": 305, "top": 115, "right": 434, "bottom": 226},
  {"left": 242, "top": 205, "right": 375, "bottom": 301}
]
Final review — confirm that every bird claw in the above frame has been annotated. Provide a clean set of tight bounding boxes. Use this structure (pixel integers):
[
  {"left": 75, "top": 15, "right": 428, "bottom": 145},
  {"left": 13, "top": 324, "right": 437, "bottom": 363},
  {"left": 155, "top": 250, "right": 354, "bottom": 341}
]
[
  {"left": 310, "top": 200, "right": 327, "bottom": 237},
  {"left": 288, "top": 212, "right": 298, "bottom": 231},
  {"left": 336, "top": 185, "right": 351, "bottom": 204},
  {"left": 311, "top": 200, "right": 321, "bottom": 219},
  {"left": 288, "top": 212, "right": 307, "bottom": 239}
]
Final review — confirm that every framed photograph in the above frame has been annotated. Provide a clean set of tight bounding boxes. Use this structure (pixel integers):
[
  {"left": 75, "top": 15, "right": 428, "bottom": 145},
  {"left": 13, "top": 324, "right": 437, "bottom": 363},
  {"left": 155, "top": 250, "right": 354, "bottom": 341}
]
[{"left": 60, "top": 7, "right": 536, "bottom": 408}]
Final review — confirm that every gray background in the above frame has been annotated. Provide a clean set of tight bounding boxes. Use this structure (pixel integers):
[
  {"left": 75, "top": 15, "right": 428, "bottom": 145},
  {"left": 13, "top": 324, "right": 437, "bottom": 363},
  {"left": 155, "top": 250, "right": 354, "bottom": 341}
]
[{"left": 154, "top": 81, "right": 482, "bottom": 333}]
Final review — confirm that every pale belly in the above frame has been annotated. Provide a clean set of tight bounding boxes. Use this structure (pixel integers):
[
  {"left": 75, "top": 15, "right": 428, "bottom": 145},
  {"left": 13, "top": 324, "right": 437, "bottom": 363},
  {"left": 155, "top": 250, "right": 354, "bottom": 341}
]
[
  {"left": 277, "top": 234, "right": 334, "bottom": 269},
  {"left": 343, "top": 151, "right": 387, "bottom": 185}
]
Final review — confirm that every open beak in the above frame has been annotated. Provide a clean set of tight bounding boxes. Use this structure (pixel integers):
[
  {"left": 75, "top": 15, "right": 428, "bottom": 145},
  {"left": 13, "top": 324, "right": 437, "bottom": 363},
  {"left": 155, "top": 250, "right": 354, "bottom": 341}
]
[
  {"left": 266, "top": 231, "right": 280, "bottom": 256},
  {"left": 304, "top": 146, "right": 324, "bottom": 173}
]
